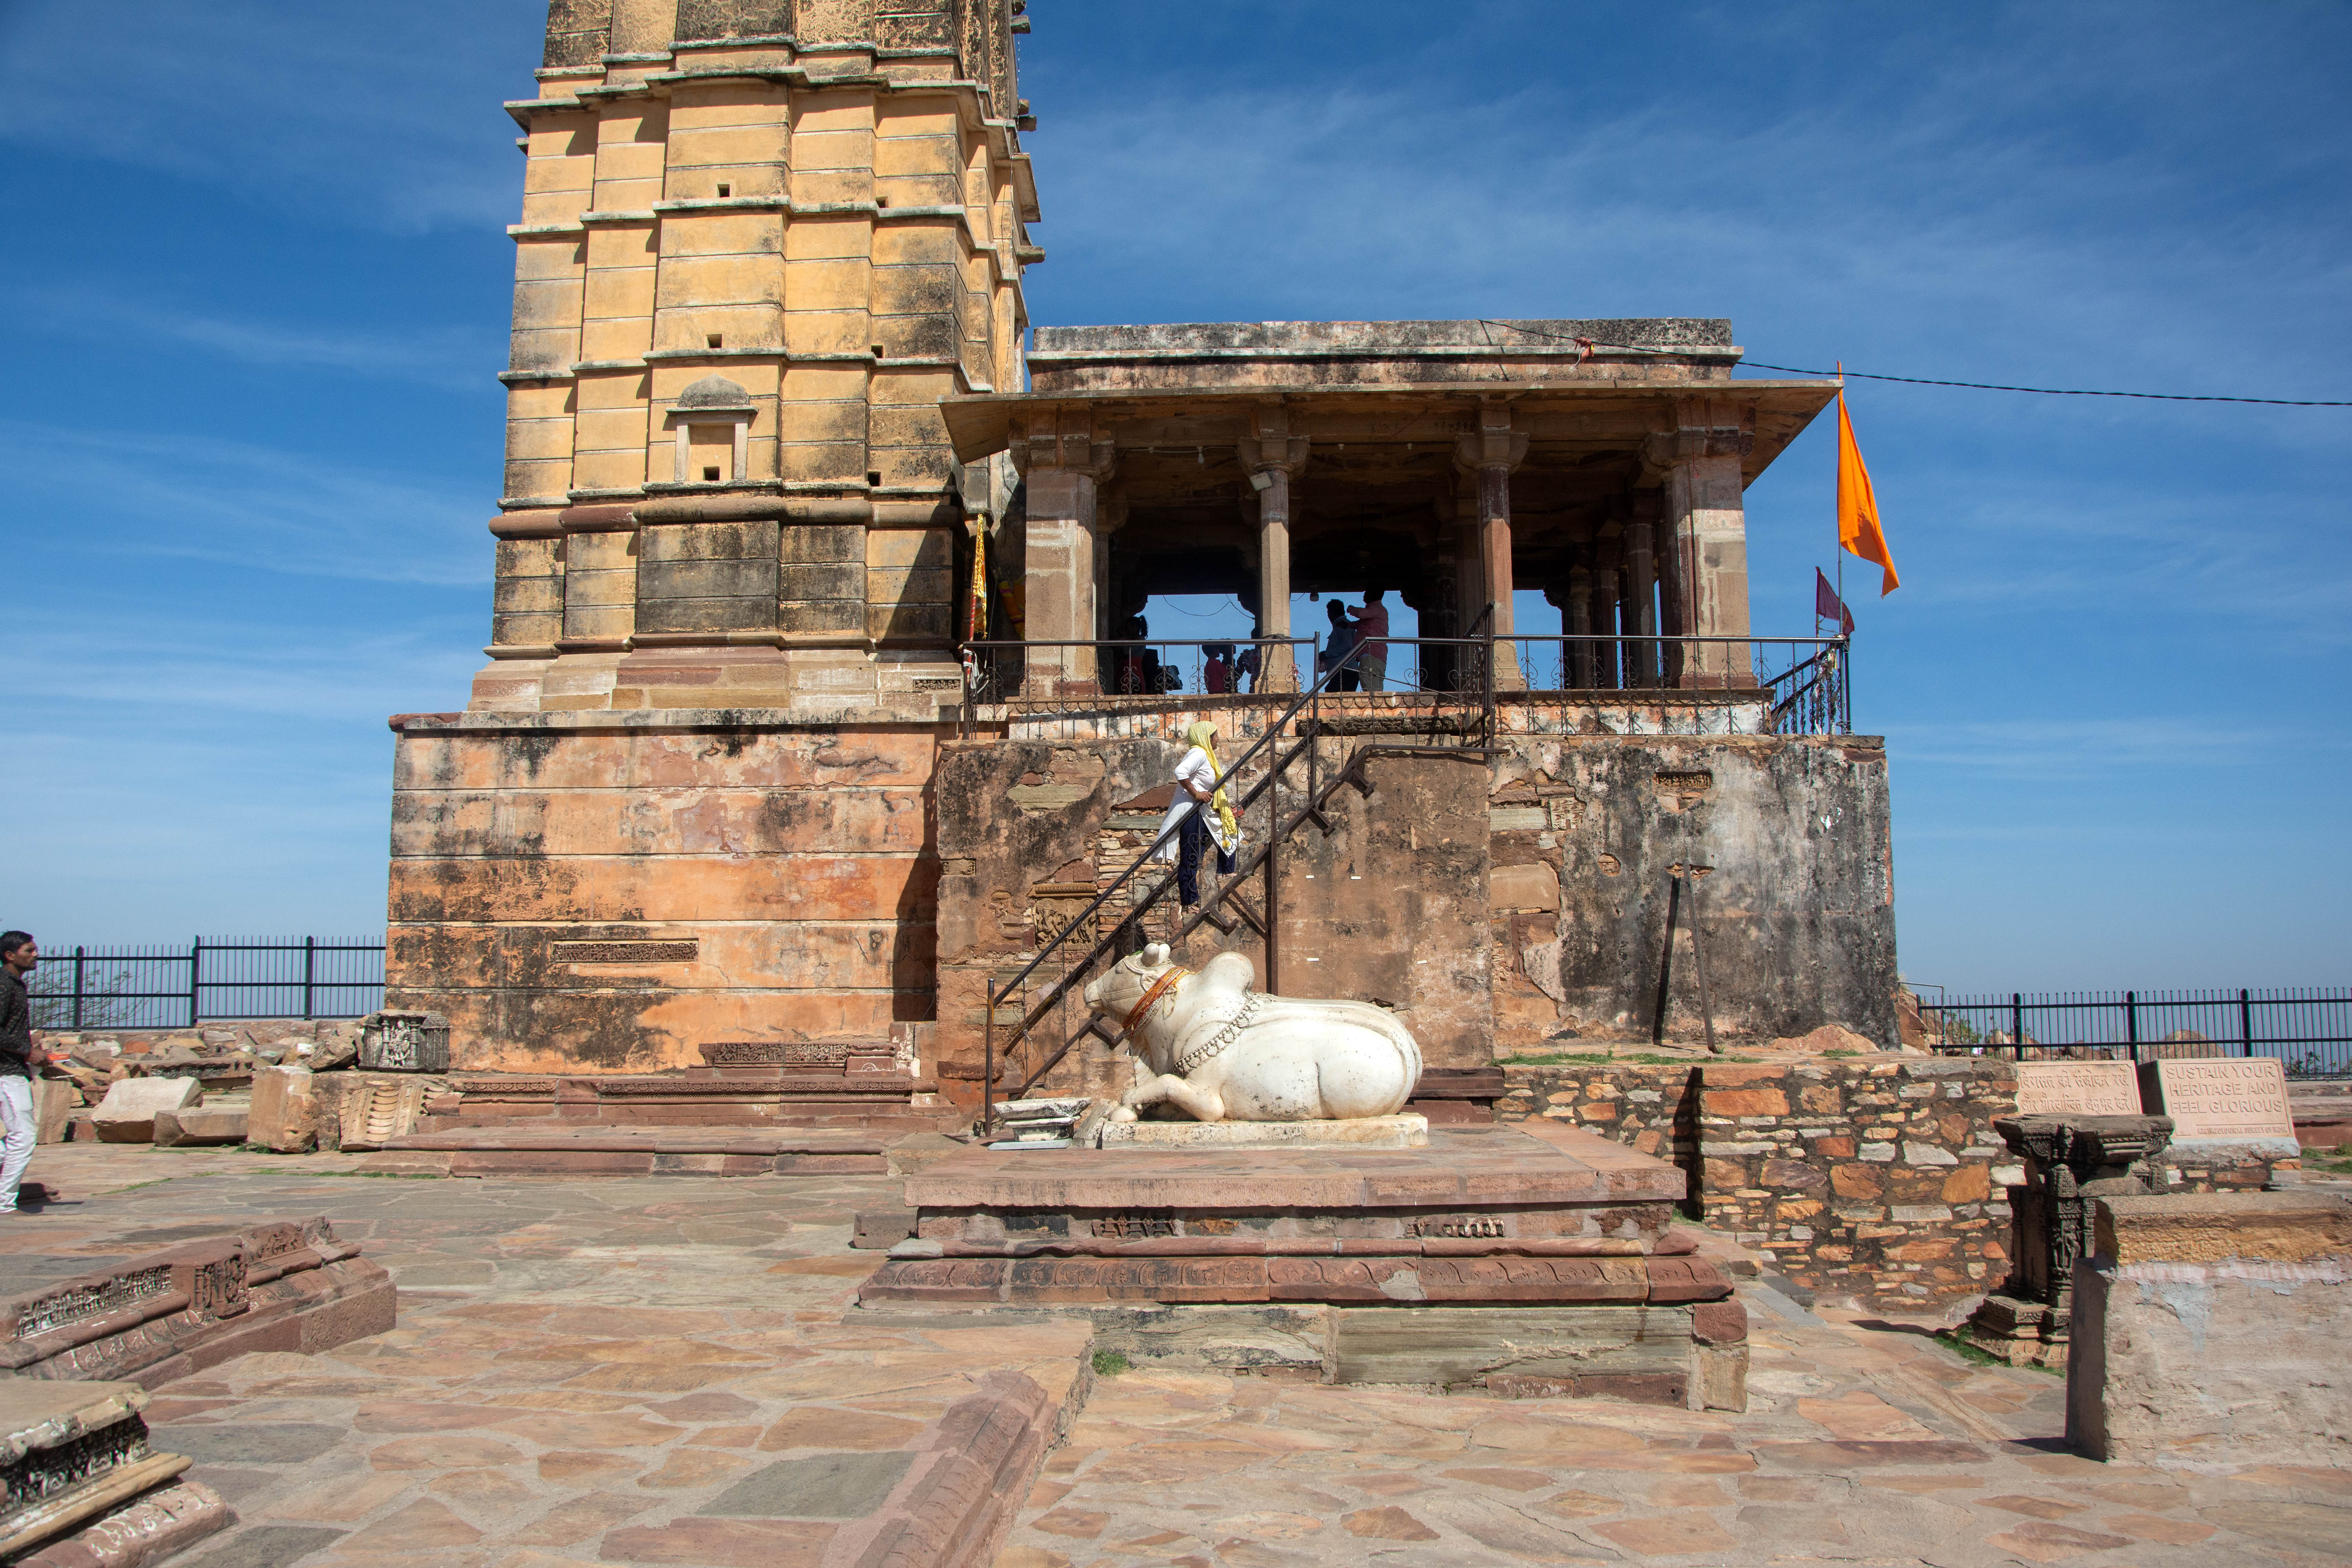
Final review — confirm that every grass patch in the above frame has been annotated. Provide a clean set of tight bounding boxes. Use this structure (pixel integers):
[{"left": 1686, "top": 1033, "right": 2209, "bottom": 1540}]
[
  {"left": 1935, "top": 1329, "right": 2060, "bottom": 1375},
  {"left": 1508, "top": 1051, "right": 1730, "bottom": 1067},
  {"left": 314, "top": 1170, "right": 446, "bottom": 1180},
  {"left": 1090, "top": 1349, "right": 1131, "bottom": 1378}
]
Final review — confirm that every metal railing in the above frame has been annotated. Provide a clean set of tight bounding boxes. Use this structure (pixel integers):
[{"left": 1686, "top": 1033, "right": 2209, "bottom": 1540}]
[
  {"left": 1499, "top": 634, "right": 1852, "bottom": 734},
  {"left": 23, "top": 936, "right": 386, "bottom": 1030},
  {"left": 1917, "top": 988, "right": 2352, "bottom": 1077},
  {"left": 977, "top": 612, "right": 1499, "bottom": 1131},
  {"left": 960, "top": 631, "right": 1855, "bottom": 738}
]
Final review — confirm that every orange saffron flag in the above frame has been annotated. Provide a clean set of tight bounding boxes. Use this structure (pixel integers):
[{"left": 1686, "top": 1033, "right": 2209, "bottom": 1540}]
[{"left": 1835, "top": 390, "right": 1900, "bottom": 596}]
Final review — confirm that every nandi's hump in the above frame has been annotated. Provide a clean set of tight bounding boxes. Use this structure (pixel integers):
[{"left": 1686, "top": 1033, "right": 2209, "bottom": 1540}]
[{"left": 1198, "top": 950, "right": 1256, "bottom": 993}]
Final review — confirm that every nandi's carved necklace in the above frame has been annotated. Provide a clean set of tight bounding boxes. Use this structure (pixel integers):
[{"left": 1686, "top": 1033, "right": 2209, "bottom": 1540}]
[{"left": 1176, "top": 991, "right": 1263, "bottom": 1074}]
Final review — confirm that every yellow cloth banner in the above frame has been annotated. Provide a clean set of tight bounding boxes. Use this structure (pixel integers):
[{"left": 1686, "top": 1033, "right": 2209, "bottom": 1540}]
[{"left": 1835, "top": 390, "right": 1900, "bottom": 596}]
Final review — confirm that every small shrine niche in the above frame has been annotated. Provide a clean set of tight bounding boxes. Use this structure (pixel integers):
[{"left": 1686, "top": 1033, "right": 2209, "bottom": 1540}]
[{"left": 666, "top": 374, "right": 753, "bottom": 486}]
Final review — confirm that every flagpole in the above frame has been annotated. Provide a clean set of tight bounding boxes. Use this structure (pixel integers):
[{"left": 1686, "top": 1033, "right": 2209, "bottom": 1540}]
[{"left": 1834, "top": 364, "right": 1845, "bottom": 623}]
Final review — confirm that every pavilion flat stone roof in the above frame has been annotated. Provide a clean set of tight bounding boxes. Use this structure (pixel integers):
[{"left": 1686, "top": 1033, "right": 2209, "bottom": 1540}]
[{"left": 1031, "top": 318, "right": 1735, "bottom": 359}]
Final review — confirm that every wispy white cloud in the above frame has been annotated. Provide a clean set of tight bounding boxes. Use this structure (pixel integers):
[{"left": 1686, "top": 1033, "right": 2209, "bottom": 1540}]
[
  {"left": 0, "top": 0, "right": 536, "bottom": 233},
  {"left": 4, "top": 289, "right": 497, "bottom": 392},
  {"left": 1880, "top": 716, "right": 2348, "bottom": 782},
  {"left": 0, "top": 420, "right": 491, "bottom": 588}
]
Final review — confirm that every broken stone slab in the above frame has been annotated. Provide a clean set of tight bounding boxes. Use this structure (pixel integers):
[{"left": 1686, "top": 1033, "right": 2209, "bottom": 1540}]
[
  {"left": 0, "top": 1379, "right": 218, "bottom": 1564},
  {"left": 993, "top": 1097, "right": 1091, "bottom": 1122},
  {"left": 153, "top": 1109, "right": 249, "bottom": 1149},
  {"left": 247, "top": 1065, "right": 317, "bottom": 1154},
  {"left": 0, "top": 1217, "right": 394, "bottom": 1385},
  {"left": 30, "top": 1081, "right": 76, "bottom": 1146},
  {"left": 90, "top": 1078, "right": 202, "bottom": 1143},
  {"left": 13, "top": 1479, "right": 230, "bottom": 1568},
  {"left": 1096, "top": 1113, "right": 1430, "bottom": 1150}
]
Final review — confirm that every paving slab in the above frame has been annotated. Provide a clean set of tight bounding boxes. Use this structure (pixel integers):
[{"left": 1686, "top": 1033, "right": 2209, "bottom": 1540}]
[
  {"left": 0, "top": 1142, "right": 1086, "bottom": 1568},
  {"left": 996, "top": 1300, "right": 2351, "bottom": 1568}
]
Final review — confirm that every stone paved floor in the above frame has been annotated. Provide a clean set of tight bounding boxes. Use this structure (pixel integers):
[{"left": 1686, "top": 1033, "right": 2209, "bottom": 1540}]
[
  {"left": 2, "top": 1143, "right": 1087, "bottom": 1568},
  {"left": 4, "top": 1144, "right": 2347, "bottom": 1567},
  {"left": 995, "top": 1283, "right": 2351, "bottom": 1568}
]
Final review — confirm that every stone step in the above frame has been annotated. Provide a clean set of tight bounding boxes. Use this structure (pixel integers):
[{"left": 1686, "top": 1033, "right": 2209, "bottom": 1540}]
[{"left": 377, "top": 1123, "right": 893, "bottom": 1176}]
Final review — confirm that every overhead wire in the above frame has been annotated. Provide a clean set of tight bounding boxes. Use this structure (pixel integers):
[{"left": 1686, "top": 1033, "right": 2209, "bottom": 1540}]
[{"left": 1474, "top": 320, "right": 2352, "bottom": 408}]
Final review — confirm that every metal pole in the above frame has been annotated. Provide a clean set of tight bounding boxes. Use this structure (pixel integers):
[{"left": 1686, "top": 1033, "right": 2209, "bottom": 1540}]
[
  {"left": 1265, "top": 768, "right": 1281, "bottom": 996},
  {"left": 303, "top": 936, "right": 317, "bottom": 1021},
  {"left": 1688, "top": 866, "right": 1719, "bottom": 1055},
  {"left": 2013, "top": 993, "right": 2024, "bottom": 1061},
  {"left": 984, "top": 990, "right": 996, "bottom": 1139},
  {"left": 72, "top": 947, "right": 85, "bottom": 1029},
  {"left": 1651, "top": 871, "right": 1682, "bottom": 1046},
  {"left": 2125, "top": 990, "right": 2138, "bottom": 1061},
  {"left": 2239, "top": 988, "right": 2253, "bottom": 1056},
  {"left": 189, "top": 937, "right": 203, "bottom": 1027}
]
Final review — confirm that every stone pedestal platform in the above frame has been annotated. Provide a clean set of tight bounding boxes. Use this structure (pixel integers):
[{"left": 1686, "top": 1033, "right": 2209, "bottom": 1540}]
[
  {"left": 858, "top": 1121, "right": 1748, "bottom": 1408},
  {"left": 1097, "top": 1113, "right": 1428, "bottom": 1150}
]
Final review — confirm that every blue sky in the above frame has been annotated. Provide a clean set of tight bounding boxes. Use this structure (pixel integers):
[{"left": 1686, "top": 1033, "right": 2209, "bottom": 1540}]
[{"left": 0, "top": 1, "right": 2345, "bottom": 992}]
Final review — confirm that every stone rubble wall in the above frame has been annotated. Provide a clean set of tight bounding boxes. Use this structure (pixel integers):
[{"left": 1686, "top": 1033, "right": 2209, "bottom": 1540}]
[{"left": 1499, "top": 1057, "right": 2290, "bottom": 1314}]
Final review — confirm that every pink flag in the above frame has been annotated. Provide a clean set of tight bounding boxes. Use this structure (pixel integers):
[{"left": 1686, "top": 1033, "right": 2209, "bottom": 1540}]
[{"left": 1815, "top": 569, "right": 1855, "bottom": 636}]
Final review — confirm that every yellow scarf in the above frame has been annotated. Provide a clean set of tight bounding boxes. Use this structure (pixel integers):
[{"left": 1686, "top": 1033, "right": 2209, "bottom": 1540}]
[{"left": 1186, "top": 720, "right": 1239, "bottom": 848}]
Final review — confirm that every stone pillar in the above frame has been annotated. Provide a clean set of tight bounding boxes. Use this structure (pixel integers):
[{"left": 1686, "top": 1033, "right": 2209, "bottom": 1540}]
[
  {"left": 1564, "top": 566, "right": 1595, "bottom": 689},
  {"left": 1013, "top": 410, "right": 1116, "bottom": 696},
  {"left": 1646, "top": 399, "right": 1755, "bottom": 688},
  {"left": 1625, "top": 497, "right": 1661, "bottom": 688},
  {"left": 1589, "top": 565, "right": 1620, "bottom": 691},
  {"left": 1455, "top": 403, "right": 1530, "bottom": 691},
  {"left": 1961, "top": 1114, "right": 2174, "bottom": 1368},
  {"left": 1238, "top": 407, "right": 1308, "bottom": 691}
]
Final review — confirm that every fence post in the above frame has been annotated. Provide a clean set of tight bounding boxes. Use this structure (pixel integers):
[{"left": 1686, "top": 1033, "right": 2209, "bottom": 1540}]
[
  {"left": 188, "top": 937, "right": 202, "bottom": 1027},
  {"left": 2239, "top": 988, "right": 2253, "bottom": 1057},
  {"left": 303, "top": 936, "right": 316, "bottom": 1022},
  {"left": 2125, "top": 990, "right": 2138, "bottom": 1061},
  {"left": 2012, "top": 993, "right": 2024, "bottom": 1061},
  {"left": 71, "top": 947, "right": 85, "bottom": 1029}
]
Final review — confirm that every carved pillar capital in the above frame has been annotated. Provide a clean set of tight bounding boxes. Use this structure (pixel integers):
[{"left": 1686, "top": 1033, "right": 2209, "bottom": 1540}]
[
  {"left": 1235, "top": 436, "right": 1310, "bottom": 477},
  {"left": 1011, "top": 408, "right": 1118, "bottom": 485}
]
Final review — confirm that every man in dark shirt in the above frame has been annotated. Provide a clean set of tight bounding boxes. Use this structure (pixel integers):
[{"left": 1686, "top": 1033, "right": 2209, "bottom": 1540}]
[{"left": 0, "top": 933, "right": 43, "bottom": 1213}]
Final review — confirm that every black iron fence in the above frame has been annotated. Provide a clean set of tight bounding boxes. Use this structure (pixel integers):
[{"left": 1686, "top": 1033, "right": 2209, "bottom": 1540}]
[
  {"left": 1918, "top": 988, "right": 2352, "bottom": 1077},
  {"left": 23, "top": 937, "right": 386, "bottom": 1030},
  {"left": 962, "top": 631, "right": 1853, "bottom": 736}
]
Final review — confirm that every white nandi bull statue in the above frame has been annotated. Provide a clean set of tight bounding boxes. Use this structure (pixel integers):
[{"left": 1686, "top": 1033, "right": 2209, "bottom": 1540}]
[{"left": 1081, "top": 943, "right": 1423, "bottom": 1123}]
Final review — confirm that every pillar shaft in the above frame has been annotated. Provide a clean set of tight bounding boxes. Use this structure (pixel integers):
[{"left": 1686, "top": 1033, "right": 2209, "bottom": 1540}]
[
  {"left": 1566, "top": 566, "right": 1595, "bottom": 688},
  {"left": 1014, "top": 412, "right": 1117, "bottom": 696},
  {"left": 1590, "top": 566, "right": 1621, "bottom": 690},
  {"left": 1647, "top": 402, "right": 1756, "bottom": 690},
  {"left": 1456, "top": 407, "right": 1530, "bottom": 692},
  {"left": 1626, "top": 518, "right": 1659, "bottom": 687},
  {"left": 1239, "top": 414, "right": 1308, "bottom": 691}
]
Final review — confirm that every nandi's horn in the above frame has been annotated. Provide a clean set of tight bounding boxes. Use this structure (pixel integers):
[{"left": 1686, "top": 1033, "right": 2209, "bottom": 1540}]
[{"left": 1143, "top": 942, "right": 1171, "bottom": 968}]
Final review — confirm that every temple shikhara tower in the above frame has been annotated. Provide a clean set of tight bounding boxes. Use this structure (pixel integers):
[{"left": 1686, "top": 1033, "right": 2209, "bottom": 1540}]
[{"left": 387, "top": 0, "right": 1896, "bottom": 1125}]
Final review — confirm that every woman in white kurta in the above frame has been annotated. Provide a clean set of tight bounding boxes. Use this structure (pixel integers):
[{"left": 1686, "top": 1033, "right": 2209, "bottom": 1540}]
[{"left": 1151, "top": 721, "right": 1240, "bottom": 906}]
